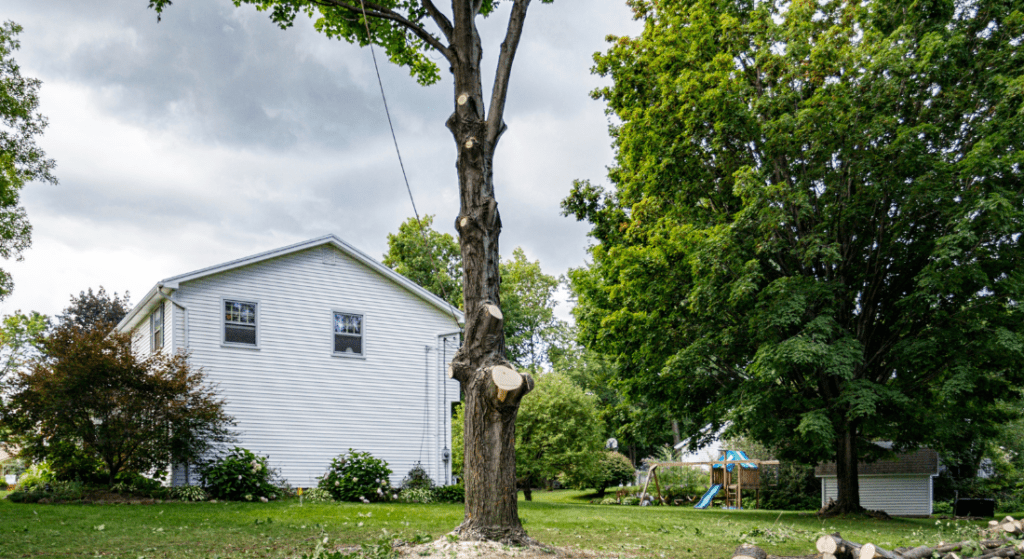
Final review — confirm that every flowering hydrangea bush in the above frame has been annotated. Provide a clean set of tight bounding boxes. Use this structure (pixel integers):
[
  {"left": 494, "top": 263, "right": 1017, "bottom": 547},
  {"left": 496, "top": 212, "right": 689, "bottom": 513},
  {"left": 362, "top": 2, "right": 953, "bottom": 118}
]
[
  {"left": 200, "top": 447, "right": 279, "bottom": 501},
  {"left": 318, "top": 449, "right": 392, "bottom": 502}
]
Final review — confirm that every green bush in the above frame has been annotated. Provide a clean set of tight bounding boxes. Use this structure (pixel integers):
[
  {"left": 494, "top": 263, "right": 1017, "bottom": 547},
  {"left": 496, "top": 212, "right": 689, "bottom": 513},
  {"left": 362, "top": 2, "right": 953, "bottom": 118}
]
[
  {"left": 432, "top": 483, "right": 464, "bottom": 503},
  {"left": 15, "top": 462, "right": 54, "bottom": 492},
  {"left": 401, "top": 462, "right": 433, "bottom": 491},
  {"left": 600, "top": 497, "right": 619, "bottom": 505},
  {"left": 302, "top": 487, "right": 335, "bottom": 503},
  {"left": 172, "top": 485, "right": 208, "bottom": 502},
  {"left": 5, "top": 490, "right": 48, "bottom": 503},
  {"left": 758, "top": 463, "right": 820, "bottom": 511},
  {"left": 200, "top": 447, "right": 279, "bottom": 501},
  {"left": 111, "top": 471, "right": 165, "bottom": 496},
  {"left": 621, "top": 495, "right": 640, "bottom": 506},
  {"left": 396, "top": 486, "right": 434, "bottom": 503},
  {"left": 318, "top": 449, "right": 392, "bottom": 503},
  {"left": 932, "top": 500, "right": 953, "bottom": 515}
]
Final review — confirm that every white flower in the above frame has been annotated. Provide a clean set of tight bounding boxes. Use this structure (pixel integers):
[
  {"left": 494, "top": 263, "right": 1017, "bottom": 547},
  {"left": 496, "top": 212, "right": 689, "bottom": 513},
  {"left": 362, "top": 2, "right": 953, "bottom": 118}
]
[
  {"left": 238, "top": 475, "right": 243, "bottom": 480},
  {"left": 352, "top": 477, "right": 358, "bottom": 482},
  {"left": 245, "top": 494, "right": 253, "bottom": 501},
  {"left": 392, "top": 494, "right": 397, "bottom": 500},
  {"left": 376, "top": 488, "right": 383, "bottom": 495},
  {"left": 334, "top": 480, "right": 339, "bottom": 486},
  {"left": 259, "top": 496, "right": 268, "bottom": 503}
]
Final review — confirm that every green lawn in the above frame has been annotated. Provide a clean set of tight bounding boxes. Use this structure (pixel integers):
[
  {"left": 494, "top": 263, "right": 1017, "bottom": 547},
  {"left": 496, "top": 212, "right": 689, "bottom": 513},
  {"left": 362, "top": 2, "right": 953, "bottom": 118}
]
[{"left": 0, "top": 490, "right": 992, "bottom": 559}]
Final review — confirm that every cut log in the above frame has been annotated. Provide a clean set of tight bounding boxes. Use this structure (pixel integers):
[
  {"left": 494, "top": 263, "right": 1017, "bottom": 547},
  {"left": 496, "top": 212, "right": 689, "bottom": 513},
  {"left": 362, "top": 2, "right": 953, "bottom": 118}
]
[
  {"left": 902, "top": 545, "right": 937, "bottom": 559},
  {"left": 1003, "top": 516, "right": 1016, "bottom": 524},
  {"left": 935, "top": 541, "right": 972, "bottom": 553},
  {"left": 1003, "top": 522, "right": 1020, "bottom": 535},
  {"left": 983, "top": 539, "right": 1010, "bottom": 549},
  {"left": 490, "top": 365, "right": 522, "bottom": 402},
  {"left": 860, "top": 543, "right": 902, "bottom": 559},
  {"left": 732, "top": 544, "right": 767, "bottom": 559},
  {"left": 942, "top": 553, "right": 961, "bottom": 559},
  {"left": 991, "top": 521, "right": 1002, "bottom": 528},
  {"left": 817, "top": 534, "right": 862, "bottom": 559},
  {"left": 976, "top": 547, "right": 1017, "bottom": 559}
]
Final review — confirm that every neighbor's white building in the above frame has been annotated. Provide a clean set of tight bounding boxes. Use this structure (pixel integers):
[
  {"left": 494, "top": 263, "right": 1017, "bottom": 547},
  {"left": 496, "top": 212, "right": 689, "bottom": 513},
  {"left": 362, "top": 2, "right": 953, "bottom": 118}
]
[
  {"left": 115, "top": 235, "right": 464, "bottom": 488},
  {"left": 815, "top": 447, "right": 940, "bottom": 517}
]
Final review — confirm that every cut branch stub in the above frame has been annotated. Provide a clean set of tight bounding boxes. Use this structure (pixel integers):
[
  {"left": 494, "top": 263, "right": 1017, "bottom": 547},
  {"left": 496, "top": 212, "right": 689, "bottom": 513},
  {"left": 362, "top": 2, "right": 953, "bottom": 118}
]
[{"left": 490, "top": 365, "right": 522, "bottom": 402}]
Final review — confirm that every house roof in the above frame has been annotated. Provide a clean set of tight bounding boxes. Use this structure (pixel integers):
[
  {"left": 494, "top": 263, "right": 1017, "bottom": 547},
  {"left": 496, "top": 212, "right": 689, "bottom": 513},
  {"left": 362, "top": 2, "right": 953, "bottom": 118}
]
[
  {"left": 116, "top": 234, "right": 465, "bottom": 333},
  {"left": 815, "top": 448, "right": 939, "bottom": 477}
]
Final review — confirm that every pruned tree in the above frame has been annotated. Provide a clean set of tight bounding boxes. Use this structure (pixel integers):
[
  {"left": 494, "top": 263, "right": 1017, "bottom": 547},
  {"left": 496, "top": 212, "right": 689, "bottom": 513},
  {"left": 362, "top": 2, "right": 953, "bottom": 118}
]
[{"left": 147, "top": 0, "right": 551, "bottom": 542}]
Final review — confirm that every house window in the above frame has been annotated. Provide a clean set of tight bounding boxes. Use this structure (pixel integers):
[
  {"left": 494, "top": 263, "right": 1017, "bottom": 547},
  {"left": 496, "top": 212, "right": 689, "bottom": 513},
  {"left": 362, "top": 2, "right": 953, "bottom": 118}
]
[
  {"left": 151, "top": 304, "right": 164, "bottom": 352},
  {"left": 333, "top": 312, "right": 363, "bottom": 355},
  {"left": 224, "top": 300, "right": 257, "bottom": 346}
]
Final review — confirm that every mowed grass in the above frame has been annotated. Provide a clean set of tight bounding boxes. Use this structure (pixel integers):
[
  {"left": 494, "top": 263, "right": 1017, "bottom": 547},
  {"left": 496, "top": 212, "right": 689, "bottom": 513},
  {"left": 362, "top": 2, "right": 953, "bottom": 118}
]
[{"left": 0, "top": 489, "right": 992, "bottom": 559}]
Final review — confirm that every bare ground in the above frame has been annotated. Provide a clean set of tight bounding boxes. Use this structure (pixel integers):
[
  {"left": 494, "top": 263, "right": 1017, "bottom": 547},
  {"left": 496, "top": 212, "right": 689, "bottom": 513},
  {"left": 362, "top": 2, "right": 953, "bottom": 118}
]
[{"left": 394, "top": 538, "right": 619, "bottom": 559}]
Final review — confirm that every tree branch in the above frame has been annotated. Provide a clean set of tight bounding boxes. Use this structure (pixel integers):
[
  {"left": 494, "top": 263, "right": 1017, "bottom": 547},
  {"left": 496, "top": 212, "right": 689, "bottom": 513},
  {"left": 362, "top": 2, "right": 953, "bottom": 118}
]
[
  {"left": 486, "top": 0, "right": 531, "bottom": 146},
  {"left": 421, "top": 0, "right": 453, "bottom": 43},
  {"left": 312, "top": 0, "right": 452, "bottom": 62}
]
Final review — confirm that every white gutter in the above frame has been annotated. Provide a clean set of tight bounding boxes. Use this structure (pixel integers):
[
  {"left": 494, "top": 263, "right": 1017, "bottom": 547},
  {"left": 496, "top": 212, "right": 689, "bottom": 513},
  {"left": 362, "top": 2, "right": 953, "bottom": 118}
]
[{"left": 158, "top": 285, "right": 189, "bottom": 352}]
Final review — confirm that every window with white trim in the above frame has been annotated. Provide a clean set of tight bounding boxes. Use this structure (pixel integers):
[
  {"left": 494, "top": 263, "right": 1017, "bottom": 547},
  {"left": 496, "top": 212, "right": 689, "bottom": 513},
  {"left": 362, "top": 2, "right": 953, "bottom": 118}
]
[
  {"left": 224, "top": 300, "right": 257, "bottom": 346},
  {"left": 333, "top": 312, "right": 363, "bottom": 355},
  {"left": 151, "top": 303, "right": 164, "bottom": 351}
]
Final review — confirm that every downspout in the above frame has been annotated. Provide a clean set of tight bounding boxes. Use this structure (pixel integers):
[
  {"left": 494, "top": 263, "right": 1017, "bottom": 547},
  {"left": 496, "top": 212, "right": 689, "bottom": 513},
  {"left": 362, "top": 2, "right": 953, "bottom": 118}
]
[{"left": 157, "top": 285, "right": 189, "bottom": 353}]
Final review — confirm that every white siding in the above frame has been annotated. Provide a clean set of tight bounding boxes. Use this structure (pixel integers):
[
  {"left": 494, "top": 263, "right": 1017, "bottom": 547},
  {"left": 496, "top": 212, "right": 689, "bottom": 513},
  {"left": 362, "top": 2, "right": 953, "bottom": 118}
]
[
  {"left": 821, "top": 476, "right": 934, "bottom": 516},
  {"left": 173, "top": 245, "right": 461, "bottom": 488},
  {"left": 130, "top": 299, "right": 174, "bottom": 356}
]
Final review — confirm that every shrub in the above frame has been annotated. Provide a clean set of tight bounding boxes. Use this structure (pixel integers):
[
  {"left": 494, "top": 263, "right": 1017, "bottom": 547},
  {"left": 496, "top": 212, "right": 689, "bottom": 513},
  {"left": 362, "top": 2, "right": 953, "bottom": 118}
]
[
  {"left": 15, "top": 462, "right": 54, "bottom": 492},
  {"left": 621, "top": 495, "right": 640, "bottom": 506},
  {"left": 401, "top": 462, "right": 433, "bottom": 491},
  {"left": 173, "top": 485, "right": 208, "bottom": 502},
  {"left": 318, "top": 449, "right": 392, "bottom": 502},
  {"left": 432, "top": 483, "right": 464, "bottom": 503},
  {"left": 932, "top": 500, "right": 953, "bottom": 515},
  {"left": 200, "top": 447, "right": 279, "bottom": 501},
  {"left": 397, "top": 486, "right": 434, "bottom": 503},
  {"left": 568, "top": 451, "right": 634, "bottom": 497},
  {"left": 758, "top": 463, "right": 820, "bottom": 511},
  {"left": 302, "top": 487, "right": 335, "bottom": 503},
  {"left": 600, "top": 497, "right": 619, "bottom": 505}
]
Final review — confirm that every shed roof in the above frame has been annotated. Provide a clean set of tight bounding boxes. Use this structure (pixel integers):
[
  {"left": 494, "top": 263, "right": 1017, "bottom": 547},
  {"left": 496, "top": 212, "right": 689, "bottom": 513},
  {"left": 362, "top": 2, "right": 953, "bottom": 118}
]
[{"left": 815, "top": 448, "right": 939, "bottom": 477}]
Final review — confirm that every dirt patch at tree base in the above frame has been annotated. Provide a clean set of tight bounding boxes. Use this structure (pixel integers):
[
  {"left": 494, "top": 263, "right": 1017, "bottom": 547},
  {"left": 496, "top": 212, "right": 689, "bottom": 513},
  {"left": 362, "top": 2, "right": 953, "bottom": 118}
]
[{"left": 396, "top": 538, "right": 619, "bottom": 558}]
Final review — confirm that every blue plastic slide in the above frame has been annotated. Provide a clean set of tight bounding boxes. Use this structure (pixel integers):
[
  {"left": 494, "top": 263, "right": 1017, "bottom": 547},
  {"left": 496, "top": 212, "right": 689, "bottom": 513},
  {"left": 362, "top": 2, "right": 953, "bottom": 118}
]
[{"left": 694, "top": 484, "right": 722, "bottom": 509}]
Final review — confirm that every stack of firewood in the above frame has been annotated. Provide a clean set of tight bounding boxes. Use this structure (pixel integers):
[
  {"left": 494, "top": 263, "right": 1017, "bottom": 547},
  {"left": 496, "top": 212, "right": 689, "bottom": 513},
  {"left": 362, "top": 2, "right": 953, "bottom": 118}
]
[{"left": 731, "top": 518, "right": 1024, "bottom": 559}]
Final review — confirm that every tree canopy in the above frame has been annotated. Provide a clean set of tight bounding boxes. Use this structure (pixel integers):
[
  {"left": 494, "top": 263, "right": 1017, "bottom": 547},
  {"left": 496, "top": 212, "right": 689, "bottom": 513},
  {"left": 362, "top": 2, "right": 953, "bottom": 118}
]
[
  {"left": 55, "top": 287, "right": 131, "bottom": 334},
  {"left": 514, "top": 372, "right": 603, "bottom": 500},
  {"left": 384, "top": 215, "right": 464, "bottom": 309},
  {"left": 565, "top": 0, "right": 1024, "bottom": 512},
  {"left": 0, "top": 21, "right": 57, "bottom": 300}
]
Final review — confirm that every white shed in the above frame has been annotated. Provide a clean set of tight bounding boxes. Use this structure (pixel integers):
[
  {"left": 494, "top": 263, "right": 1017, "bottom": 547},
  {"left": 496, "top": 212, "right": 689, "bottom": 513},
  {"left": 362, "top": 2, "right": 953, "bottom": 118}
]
[
  {"left": 815, "top": 448, "right": 940, "bottom": 517},
  {"left": 115, "top": 235, "right": 464, "bottom": 489}
]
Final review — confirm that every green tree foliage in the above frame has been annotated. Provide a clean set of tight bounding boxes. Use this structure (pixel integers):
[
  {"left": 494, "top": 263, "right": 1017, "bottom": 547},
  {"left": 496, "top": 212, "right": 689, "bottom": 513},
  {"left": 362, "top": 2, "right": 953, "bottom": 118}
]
[
  {"left": 0, "top": 310, "right": 47, "bottom": 381},
  {"left": 0, "top": 21, "right": 57, "bottom": 300},
  {"left": 515, "top": 373, "right": 603, "bottom": 500},
  {"left": 2, "top": 326, "right": 235, "bottom": 486},
  {"left": 563, "top": 450, "right": 635, "bottom": 497},
  {"left": 384, "top": 215, "right": 463, "bottom": 309},
  {"left": 55, "top": 287, "right": 131, "bottom": 334},
  {"left": 549, "top": 322, "right": 673, "bottom": 464},
  {"left": 451, "top": 401, "right": 464, "bottom": 479},
  {"left": 500, "top": 247, "right": 560, "bottom": 369},
  {"left": 384, "top": 217, "right": 562, "bottom": 368},
  {"left": 565, "top": 0, "right": 1024, "bottom": 512},
  {"left": 200, "top": 447, "right": 279, "bottom": 501}
]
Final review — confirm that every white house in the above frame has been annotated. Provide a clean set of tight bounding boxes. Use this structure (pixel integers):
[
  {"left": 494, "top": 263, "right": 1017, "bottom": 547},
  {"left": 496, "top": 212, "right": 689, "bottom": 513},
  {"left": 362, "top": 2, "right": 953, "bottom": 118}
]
[
  {"left": 815, "top": 447, "right": 940, "bottom": 517},
  {"left": 115, "top": 235, "right": 464, "bottom": 489}
]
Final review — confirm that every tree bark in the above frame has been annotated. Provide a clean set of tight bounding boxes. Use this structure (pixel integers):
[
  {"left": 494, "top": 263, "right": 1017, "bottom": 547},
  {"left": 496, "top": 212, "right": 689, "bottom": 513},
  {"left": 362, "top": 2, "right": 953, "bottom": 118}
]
[
  {"left": 833, "top": 423, "right": 862, "bottom": 513},
  {"left": 446, "top": 0, "right": 536, "bottom": 545}
]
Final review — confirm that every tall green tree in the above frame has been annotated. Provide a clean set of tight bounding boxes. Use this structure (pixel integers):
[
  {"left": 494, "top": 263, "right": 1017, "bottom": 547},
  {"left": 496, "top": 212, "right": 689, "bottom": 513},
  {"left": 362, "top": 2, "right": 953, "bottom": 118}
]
[
  {"left": 514, "top": 372, "right": 603, "bottom": 500},
  {"left": 0, "top": 310, "right": 48, "bottom": 381},
  {"left": 0, "top": 21, "right": 57, "bottom": 300},
  {"left": 147, "top": 0, "right": 554, "bottom": 542},
  {"left": 500, "top": 247, "right": 560, "bottom": 370},
  {"left": 565, "top": 0, "right": 1024, "bottom": 513},
  {"left": 384, "top": 215, "right": 463, "bottom": 309}
]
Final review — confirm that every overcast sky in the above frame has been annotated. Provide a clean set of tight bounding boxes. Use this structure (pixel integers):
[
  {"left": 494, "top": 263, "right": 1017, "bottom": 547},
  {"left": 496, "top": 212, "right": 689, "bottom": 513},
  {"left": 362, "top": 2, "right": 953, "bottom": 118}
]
[{"left": 2, "top": 1, "right": 640, "bottom": 322}]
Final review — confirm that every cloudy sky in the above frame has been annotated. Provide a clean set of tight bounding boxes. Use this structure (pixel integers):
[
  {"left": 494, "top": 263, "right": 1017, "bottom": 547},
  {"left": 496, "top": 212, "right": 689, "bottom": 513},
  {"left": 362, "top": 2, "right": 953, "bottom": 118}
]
[{"left": 2, "top": 1, "right": 640, "bottom": 322}]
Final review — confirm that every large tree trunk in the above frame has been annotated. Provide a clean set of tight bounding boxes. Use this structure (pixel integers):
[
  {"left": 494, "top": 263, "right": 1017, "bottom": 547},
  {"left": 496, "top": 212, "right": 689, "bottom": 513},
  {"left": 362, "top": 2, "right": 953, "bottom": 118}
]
[
  {"left": 446, "top": 2, "right": 535, "bottom": 544},
  {"left": 833, "top": 423, "right": 862, "bottom": 514}
]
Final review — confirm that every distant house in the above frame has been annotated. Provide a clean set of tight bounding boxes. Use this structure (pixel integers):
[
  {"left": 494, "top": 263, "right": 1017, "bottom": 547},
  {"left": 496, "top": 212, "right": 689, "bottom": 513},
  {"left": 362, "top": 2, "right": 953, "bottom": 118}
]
[
  {"left": 115, "top": 235, "right": 464, "bottom": 488},
  {"left": 815, "top": 448, "right": 940, "bottom": 517}
]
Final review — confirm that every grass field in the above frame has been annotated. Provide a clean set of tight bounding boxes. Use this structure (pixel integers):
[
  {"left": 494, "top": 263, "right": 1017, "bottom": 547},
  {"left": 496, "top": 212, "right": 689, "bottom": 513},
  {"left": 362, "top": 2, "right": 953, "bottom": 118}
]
[{"left": 0, "top": 489, "right": 993, "bottom": 559}]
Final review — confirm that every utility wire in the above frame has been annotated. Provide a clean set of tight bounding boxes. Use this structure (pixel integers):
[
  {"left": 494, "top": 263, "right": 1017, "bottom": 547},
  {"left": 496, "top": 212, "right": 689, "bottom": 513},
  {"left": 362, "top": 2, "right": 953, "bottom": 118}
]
[{"left": 357, "top": 0, "right": 463, "bottom": 332}]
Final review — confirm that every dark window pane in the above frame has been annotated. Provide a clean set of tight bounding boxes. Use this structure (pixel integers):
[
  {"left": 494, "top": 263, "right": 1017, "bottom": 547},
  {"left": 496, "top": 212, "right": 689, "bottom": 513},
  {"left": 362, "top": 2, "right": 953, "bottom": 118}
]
[
  {"left": 225, "top": 324, "right": 256, "bottom": 345},
  {"left": 334, "top": 334, "right": 362, "bottom": 355}
]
